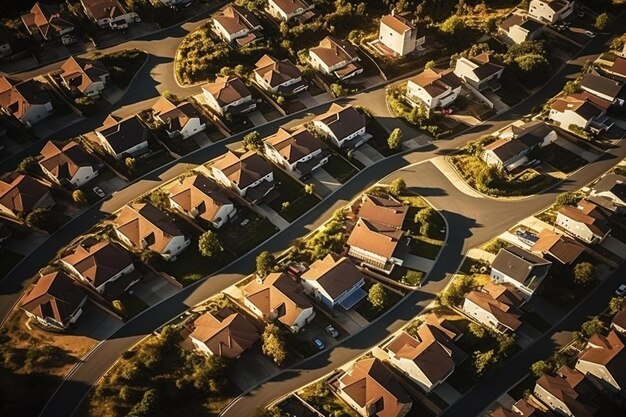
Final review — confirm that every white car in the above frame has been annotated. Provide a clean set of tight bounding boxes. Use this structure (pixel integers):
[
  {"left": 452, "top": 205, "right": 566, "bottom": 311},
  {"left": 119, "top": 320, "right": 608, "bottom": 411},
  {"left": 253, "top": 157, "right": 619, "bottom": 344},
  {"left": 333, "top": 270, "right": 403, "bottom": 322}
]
[
  {"left": 585, "top": 31, "right": 596, "bottom": 38},
  {"left": 616, "top": 284, "right": 626, "bottom": 296},
  {"left": 325, "top": 325, "right": 339, "bottom": 338},
  {"left": 93, "top": 186, "right": 105, "bottom": 198}
]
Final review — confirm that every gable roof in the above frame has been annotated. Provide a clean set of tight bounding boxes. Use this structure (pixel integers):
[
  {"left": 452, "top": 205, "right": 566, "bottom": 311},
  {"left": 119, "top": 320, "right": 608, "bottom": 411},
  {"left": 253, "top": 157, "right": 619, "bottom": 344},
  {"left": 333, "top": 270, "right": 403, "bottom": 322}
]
[
  {"left": 609, "top": 57, "right": 626, "bottom": 78},
  {"left": 380, "top": 14, "right": 416, "bottom": 35},
  {"left": 531, "top": 229, "right": 584, "bottom": 264},
  {"left": 409, "top": 68, "right": 462, "bottom": 99},
  {"left": 81, "top": 0, "right": 129, "bottom": 21},
  {"left": 168, "top": 174, "right": 232, "bottom": 223},
  {"left": 190, "top": 308, "right": 260, "bottom": 359},
  {"left": 152, "top": 97, "right": 199, "bottom": 134},
  {"left": 96, "top": 115, "right": 149, "bottom": 154},
  {"left": 580, "top": 73, "right": 624, "bottom": 100},
  {"left": 465, "top": 282, "right": 523, "bottom": 331},
  {"left": 39, "top": 141, "right": 98, "bottom": 182},
  {"left": 310, "top": 36, "right": 359, "bottom": 67},
  {"left": 536, "top": 370, "right": 593, "bottom": 417},
  {"left": 301, "top": 254, "right": 363, "bottom": 300},
  {"left": 61, "top": 239, "right": 133, "bottom": 288},
  {"left": 213, "top": 4, "right": 261, "bottom": 35},
  {"left": 0, "top": 76, "right": 52, "bottom": 121},
  {"left": 358, "top": 194, "right": 408, "bottom": 229},
  {"left": 243, "top": 272, "right": 312, "bottom": 328},
  {"left": 115, "top": 202, "right": 184, "bottom": 253},
  {"left": 339, "top": 358, "right": 412, "bottom": 417},
  {"left": 21, "top": 271, "right": 85, "bottom": 325},
  {"left": 499, "top": 13, "right": 542, "bottom": 34},
  {"left": 21, "top": 2, "right": 74, "bottom": 40},
  {"left": 0, "top": 175, "right": 50, "bottom": 216},
  {"left": 459, "top": 53, "right": 505, "bottom": 81},
  {"left": 613, "top": 304, "right": 626, "bottom": 332},
  {"left": 557, "top": 202, "right": 611, "bottom": 238},
  {"left": 212, "top": 150, "right": 273, "bottom": 190},
  {"left": 60, "top": 56, "right": 108, "bottom": 94},
  {"left": 254, "top": 55, "right": 303, "bottom": 88},
  {"left": 270, "top": 0, "right": 312, "bottom": 15},
  {"left": 593, "top": 173, "right": 626, "bottom": 202},
  {"left": 202, "top": 76, "right": 251, "bottom": 107},
  {"left": 484, "top": 133, "right": 542, "bottom": 164},
  {"left": 550, "top": 95, "right": 604, "bottom": 120},
  {"left": 315, "top": 103, "right": 366, "bottom": 140},
  {"left": 265, "top": 128, "right": 326, "bottom": 165},
  {"left": 491, "top": 245, "right": 551, "bottom": 286},
  {"left": 578, "top": 330, "right": 626, "bottom": 388},
  {"left": 347, "top": 218, "right": 404, "bottom": 259}
]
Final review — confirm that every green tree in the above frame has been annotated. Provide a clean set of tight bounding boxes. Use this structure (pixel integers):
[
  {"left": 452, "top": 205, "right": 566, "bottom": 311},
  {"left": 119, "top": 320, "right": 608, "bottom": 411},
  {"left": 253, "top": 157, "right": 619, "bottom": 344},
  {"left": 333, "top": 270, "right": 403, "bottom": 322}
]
[
  {"left": 330, "top": 83, "right": 347, "bottom": 97},
  {"left": 595, "top": 13, "right": 608, "bottom": 31},
  {"left": 468, "top": 322, "right": 486, "bottom": 338},
  {"left": 424, "top": 60, "right": 436, "bottom": 70},
  {"left": 609, "top": 297, "right": 624, "bottom": 315},
  {"left": 387, "top": 128, "right": 403, "bottom": 150},
  {"left": 25, "top": 207, "right": 52, "bottom": 229},
  {"left": 581, "top": 317, "right": 604, "bottom": 338},
  {"left": 388, "top": 177, "right": 406, "bottom": 196},
  {"left": 125, "top": 157, "right": 136, "bottom": 171},
  {"left": 368, "top": 283, "right": 387, "bottom": 310},
  {"left": 555, "top": 191, "right": 578, "bottom": 207},
  {"left": 440, "top": 15, "right": 466, "bottom": 35},
  {"left": 198, "top": 231, "right": 223, "bottom": 259},
  {"left": 141, "top": 249, "right": 162, "bottom": 268},
  {"left": 256, "top": 251, "right": 276, "bottom": 278},
  {"left": 563, "top": 80, "right": 581, "bottom": 94},
  {"left": 127, "top": 389, "right": 158, "bottom": 417},
  {"left": 17, "top": 156, "right": 39, "bottom": 175},
  {"left": 262, "top": 324, "right": 287, "bottom": 365},
  {"left": 72, "top": 190, "right": 88, "bottom": 205},
  {"left": 414, "top": 207, "right": 436, "bottom": 237},
  {"left": 304, "top": 183, "right": 315, "bottom": 195},
  {"left": 514, "top": 54, "right": 549, "bottom": 76},
  {"left": 243, "top": 131, "right": 263, "bottom": 153},
  {"left": 531, "top": 360, "right": 552, "bottom": 377},
  {"left": 473, "top": 349, "right": 495, "bottom": 377},
  {"left": 573, "top": 262, "right": 596, "bottom": 286},
  {"left": 149, "top": 188, "right": 170, "bottom": 210}
]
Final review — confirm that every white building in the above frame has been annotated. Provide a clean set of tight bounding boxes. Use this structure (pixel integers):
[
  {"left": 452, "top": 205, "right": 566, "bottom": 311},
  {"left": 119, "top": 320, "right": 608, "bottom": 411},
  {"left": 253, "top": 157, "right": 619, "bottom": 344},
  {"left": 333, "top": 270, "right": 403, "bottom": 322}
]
[
  {"left": 580, "top": 73, "right": 625, "bottom": 106},
  {"left": 212, "top": 4, "right": 263, "bottom": 46},
  {"left": 202, "top": 76, "right": 256, "bottom": 116},
  {"left": 591, "top": 174, "right": 626, "bottom": 208},
  {"left": 378, "top": 13, "right": 424, "bottom": 57},
  {"left": 0, "top": 77, "right": 53, "bottom": 127},
  {"left": 498, "top": 13, "right": 544, "bottom": 45},
  {"left": 490, "top": 246, "right": 551, "bottom": 300},
  {"left": 528, "top": 0, "right": 574, "bottom": 24},
  {"left": 253, "top": 55, "right": 307, "bottom": 95},
  {"left": 210, "top": 150, "right": 275, "bottom": 203},
  {"left": 189, "top": 309, "right": 260, "bottom": 359},
  {"left": 152, "top": 97, "right": 206, "bottom": 140},
  {"left": 38, "top": 141, "right": 101, "bottom": 189},
  {"left": 266, "top": 0, "right": 315, "bottom": 23},
  {"left": 309, "top": 37, "right": 363, "bottom": 80},
  {"left": 59, "top": 56, "right": 109, "bottom": 98},
  {"left": 462, "top": 282, "right": 523, "bottom": 333},
  {"left": 264, "top": 128, "right": 328, "bottom": 177},
  {"left": 406, "top": 67, "right": 462, "bottom": 110},
  {"left": 312, "top": 103, "right": 368, "bottom": 149},
  {"left": 81, "top": 0, "right": 140, "bottom": 30},
  {"left": 453, "top": 53, "right": 505, "bottom": 91},
  {"left": 555, "top": 199, "right": 611, "bottom": 244},
  {"left": 549, "top": 95, "right": 611, "bottom": 133},
  {"left": 346, "top": 218, "right": 406, "bottom": 274},
  {"left": 575, "top": 331, "right": 626, "bottom": 393}
]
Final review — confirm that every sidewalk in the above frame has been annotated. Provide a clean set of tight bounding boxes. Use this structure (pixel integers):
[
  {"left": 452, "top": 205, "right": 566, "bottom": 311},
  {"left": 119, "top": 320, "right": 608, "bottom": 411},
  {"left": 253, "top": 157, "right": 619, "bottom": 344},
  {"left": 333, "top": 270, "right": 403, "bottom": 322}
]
[{"left": 430, "top": 157, "right": 485, "bottom": 199}]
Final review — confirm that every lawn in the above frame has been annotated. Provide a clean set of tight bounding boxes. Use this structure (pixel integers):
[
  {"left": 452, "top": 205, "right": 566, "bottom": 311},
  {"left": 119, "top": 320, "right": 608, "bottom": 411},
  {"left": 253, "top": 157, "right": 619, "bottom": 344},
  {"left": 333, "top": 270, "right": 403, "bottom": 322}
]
[
  {"left": 365, "top": 118, "right": 398, "bottom": 157},
  {"left": 0, "top": 249, "right": 23, "bottom": 279},
  {"left": 115, "top": 150, "right": 175, "bottom": 180},
  {"left": 120, "top": 294, "right": 149, "bottom": 318},
  {"left": 218, "top": 211, "right": 278, "bottom": 256},
  {"left": 163, "top": 241, "right": 235, "bottom": 286},
  {"left": 532, "top": 143, "right": 587, "bottom": 174},
  {"left": 410, "top": 237, "right": 442, "bottom": 260},
  {"left": 322, "top": 154, "right": 359, "bottom": 184},
  {"left": 95, "top": 49, "right": 147, "bottom": 88},
  {"left": 389, "top": 266, "right": 425, "bottom": 286},
  {"left": 268, "top": 169, "right": 321, "bottom": 222},
  {"left": 354, "top": 280, "right": 404, "bottom": 322},
  {"left": 298, "top": 382, "right": 359, "bottom": 417}
]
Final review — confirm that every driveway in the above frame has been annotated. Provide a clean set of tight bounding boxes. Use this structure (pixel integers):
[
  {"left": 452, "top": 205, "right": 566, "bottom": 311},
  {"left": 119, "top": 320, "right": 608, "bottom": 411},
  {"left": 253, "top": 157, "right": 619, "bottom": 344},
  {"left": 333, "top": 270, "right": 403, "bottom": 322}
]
[
  {"left": 230, "top": 349, "right": 280, "bottom": 392},
  {"left": 353, "top": 143, "right": 383, "bottom": 165},
  {"left": 247, "top": 110, "right": 268, "bottom": 126},
  {"left": 554, "top": 137, "right": 599, "bottom": 162},
  {"left": 72, "top": 302, "right": 123, "bottom": 342},
  {"left": 433, "top": 383, "right": 462, "bottom": 405},
  {"left": 256, "top": 204, "right": 290, "bottom": 230},
  {"left": 601, "top": 236, "right": 626, "bottom": 259},
  {"left": 310, "top": 168, "right": 341, "bottom": 196},
  {"left": 403, "top": 254, "right": 434, "bottom": 272},
  {"left": 132, "top": 273, "right": 180, "bottom": 306}
]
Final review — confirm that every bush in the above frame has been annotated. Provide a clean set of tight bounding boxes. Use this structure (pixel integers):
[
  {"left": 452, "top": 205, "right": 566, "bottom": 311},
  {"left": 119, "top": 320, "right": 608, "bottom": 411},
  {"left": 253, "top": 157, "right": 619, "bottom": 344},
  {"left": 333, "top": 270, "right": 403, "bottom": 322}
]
[
  {"left": 25, "top": 207, "right": 52, "bottom": 229},
  {"left": 368, "top": 283, "right": 387, "bottom": 310},
  {"left": 388, "top": 178, "right": 406, "bottom": 196},
  {"left": 16, "top": 156, "right": 39, "bottom": 175},
  {"left": 198, "top": 231, "right": 223, "bottom": 260},
  {"left": 148, "top": 189, "right": 170, "bottom": 210},
  {"left": 72, "top": 190, "right": 88, "bottom": 205},
  {"left": 262, "top": 324, "right": 287, "bottom": 365},
  {"left": 402, "top": 270, "right": 423, "bottom": 286},
  {"left": 483, "top": 238, "right": 508, "bottom": 255},
  {"left": 531, "top": 360, "right": 553, "bottom": 377},
  {"left": 573, "top": 262, "right": 596, "bottom": 286},
  {"left": 256, "top": 251, "right": 276, "bottom": 278},
  {"left": 439, "top": 274, "right": 477, "bottom": 306},
  {"left": 387, "top": 128, "right": 403, "bottom": 150},
  {"left": 414, "top": 207, "right": 437, "bottom": 237},
  {"left": 243, "top": 131, "right": 263, "bottom": 153},
  {"left": 595, "top": 13, "right": 608, "bottom": 31},
  {"left": 555, "top": 191, "right": 579, "bottom": 207}
]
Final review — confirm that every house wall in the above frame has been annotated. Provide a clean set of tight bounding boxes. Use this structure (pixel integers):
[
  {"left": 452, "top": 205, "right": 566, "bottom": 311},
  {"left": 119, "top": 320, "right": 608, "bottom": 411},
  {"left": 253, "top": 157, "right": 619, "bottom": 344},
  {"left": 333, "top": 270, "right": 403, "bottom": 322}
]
[
  {"left": 22, "top": 102, "right": 53, "bottom": 127},
  {"left": 290, "top": 307, "right": 315, "bottom": 333},
  {"left": 529, "top": 0, "right": 572, "bottom": 23},
  {"left": 388, "top": 355, "right": 435, "bottom": 392},
  {"left": 491, "top": 268, "right": 537, "bottom": 300},
  {"left": 161, "top": 234, "right": 191, "bottom": 261},
  {"left": 575, "top": 359, "right": 621, "bottom": 392},
  {"left": 26, "top": 295, "right": 87, "bottom": 330},
  {"left": 241, "top": 171, "right": 274, "bottom": 197},
  {"left": 68, "top": 166, "right": 99, "bottom": 188},
  {"left": 348, "top": 245, "right": 389, "bottom": 270},
  {"left": 190, "top": 337, "right": 213, "bottom": 355},
  {"left": 312, "top": 120, "right": 366, "bottom": 148},
  {"left": 534, "top": 383, "right": 573, "bottom": 416},
  {"left": 591, "top": 190, "right": 626, "bottom": 207},
  {"left": 255, "top": 72, "right": 303, "bottom": 94},
  {"left": 379, "top": 21, "right": 417, "bottom": 57},
  {"left": 462, "top": 297, "right": 501, "bottom": 331},
  {"left": 508, "top": 25, "right": 532, "bottom": 44},
  {"left": 211, "top": 203, "right": 236, "bottom": 228},
  {"left": 555, "top": 212, "right": 598, "bottom": 244},
  {"left": 60, "top": 259, "right": 135, "bottom": 293},
  {"left": 213, "top": 19, "right": 248, "bottom": 42},
  {"left": 266, "top": 0, "right": 312, "bottom": 21},
  {"left": 581, "top": 85, "right": 618, "bottom": 104},
  {"left": 177, "top": 117, "right": 206, "bottom": 140},
  {"left": 549, "top": 109, "right": 589, "bottom": 131}
]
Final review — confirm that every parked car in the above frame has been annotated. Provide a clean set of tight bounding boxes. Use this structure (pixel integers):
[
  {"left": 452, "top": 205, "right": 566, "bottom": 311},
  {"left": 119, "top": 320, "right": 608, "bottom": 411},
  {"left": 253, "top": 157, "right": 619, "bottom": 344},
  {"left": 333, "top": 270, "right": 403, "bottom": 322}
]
[
  {"left": 577, "top": 11, "right": 584, "bottom": 18},
  {"left": 93, "top": 186, "right": 105, "bottom": 198},
  {"left": 313, "top": 338, "right": 325, "bottom": 350},
  {"left": 516, "top": 230, "right": 539, "bottom": 246},
  {"left": 325, "top": 325, "right": 339, "bottom": 338},
  {"left": 585, "top": 31, "right": 596, "bottom": 38},
  {"left": 616, "top": 284, "right": 626, "bottom": 296}
]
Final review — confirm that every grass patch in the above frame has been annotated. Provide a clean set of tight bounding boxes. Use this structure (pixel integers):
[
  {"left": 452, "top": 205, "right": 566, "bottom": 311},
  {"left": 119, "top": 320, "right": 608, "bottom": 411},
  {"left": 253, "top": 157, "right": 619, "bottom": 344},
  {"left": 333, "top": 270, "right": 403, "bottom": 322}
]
[
  {"left": 0, "top": 249, "right": 23, "bottom": 279},
  {"left": 95, "top": 49, "right": 146, "bottom": 88},
  {"left": 365, "top": 118, "right": 398, "bottom": 157},
  {"left": 410, "top": 237, "right": 443, "bottom": 260},
  {"left": 218, "top": 211, "right": 278, "bottom": 256},
  {"left": 483, "top": 238, "right": 509, "bottom": 255},
  {"left": 322, "top": 154, "right": 359, "bottom": 184},
  {"left": 268, "top": 170, "right": 321, "bottom": 222},
  {"left": 532, "top": 143, "right": 587, "bottom": 174},
  {"left": 298, "top": 382, "right": 359, "bottom": 417},
  {"left": 354, "top": 280, "right": 403, "bottom": 322},
  {"left": 162, "top": 241, "right": 235, "bottom": 286}
]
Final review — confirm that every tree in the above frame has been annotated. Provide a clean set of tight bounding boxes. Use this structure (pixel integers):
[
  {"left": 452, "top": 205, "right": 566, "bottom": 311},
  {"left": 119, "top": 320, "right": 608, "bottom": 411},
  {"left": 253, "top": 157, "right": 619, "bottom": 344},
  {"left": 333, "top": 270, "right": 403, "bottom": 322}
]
[
  {"left": 252, "top": 407, "right": 281, "bottom": 417},
  {"left": 531, "top": 360, "right": 552, "bottom": 377},
  {"left": 581, "top": 317, "right": 604, "bottom": 338},
  {"left": 387, "top": 128, "right": 403, "bottom": 150},
  {"left": 304, "top": 183, "right": 315, "bottom": 195},
  {"left": 368, "top": 283, "right": 387, "bottom": 310},
  {"left": 555, "top": 191, "right": 578, "bottom": 207},
  {"left": 468, "top": 322, "right": 486, "bottom": 338},
  {"left": 563, "top": 80, "right": 581, "bottom": 94},
  {"left": 25, "top": 207, "right": 52, "bottom": 229},
  {"left": 414, "top": 207, "right": 436, "bottom": 237},
  {"left": 595, "top": 13, "right": 608, "bottom": 31},
  {"left": 473, "top": 349, "right": 495, "bottom": 377},
  {"left": 17, "top": 156, "right": 39, "bottom": 175},
  {"left": 439, "top": 15, "right": 466, "bottom": 35},
  {"left": 149, "top": 188, "right": 170, "bottom": 210},
  {"left": 388, "top": 177, "right": 406, "bottom": 196},
  {"left": 424, "top": 60, "right": 436, "bottom": 70},
  {"left": 72, "top": 190, "right": 88, "bottom": 205},
  {"left": 198, "top": 231, "right": 223, "bottom": 259},
  {"left": 609, "top": 297, "right": 624, "bottom": 315},
  {"left": 573, "top": 262, "right": 596, "bottom": 286},
  {"left": 125, "top": 157, "right": 136, "bottom": 171},
  {"left": 514, "top": 54, "right": 549, "bottom": 78},
  {"left": 262, "top": 324, "right": 287, "bottom": 365},
  {"left": 127, "top": 389, "right": 159, "bottom": 417},
  {"left": 141, "top": 249, "right": 162, "bottom": 268},
  {"left": 112, "top": 299, "right": 126, "bottom": 316},
  {"left": 243, "top": 131, "right": 263, "bottom": 153},
  {"left": 330, "top": 83, "right": 348, "bottom": 97},
  {"left": 256, "top": 251, "right": 275, "bottom": 278}
]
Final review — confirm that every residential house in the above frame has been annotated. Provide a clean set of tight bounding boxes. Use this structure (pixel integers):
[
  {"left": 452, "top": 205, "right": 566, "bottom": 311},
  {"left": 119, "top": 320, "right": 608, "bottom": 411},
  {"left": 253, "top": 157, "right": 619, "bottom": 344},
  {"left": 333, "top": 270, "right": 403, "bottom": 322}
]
[
  {"left": 453, "top": 53, "right": 505, "bottom": 91},
  {"left": 357, "top": 193, "right": 408, "bottom": 229},
  {"left": 210, "top": 150, "right": 275, "bottom": 203},
  {"left": 556, "top": 199, "right": 611, "bottom": 244},
  {"left": 549, "top": 95, "right": 612, "bottom": 132},
  {"left": 309, "top": 36, "right": 363, "bottom": 80},
  {"left": 212, "top": 4, "right": 263, "bottom": 47},
  {"left": 201, "top": 75, "right": 256, "bottom": 116},
  {"left": 253, "top": 54, "right": 307, "bottom": 96},
  {"left": 21, "top": 271, "right": 87, "bottom": 331},
  {"left": 39, "top": 141, "right": 100, "bottom": 189},
  {"left": 591, "top": 174, "right": 626, "bottom": 209},
  {"left": 0, "top": 76, "right": 53, "bottom": 127},
  {"left": 189, "top": 308, "right": 260, "bottom": 359},
  {"left": 406, "top": 67, "right": 463, "bottom": 111},
  {"left": 312, "top": 103, "right": 368, "bottom": 149},
  {"left": 498, "top": 13, "right": 543, "bottom": 45},
  {"left": 337, "top": 358, "right": 413, "bottom": 417},
  {"left": 604, "top": 57, "right": 626, "bottom": 80},
  {"left": 378, "top": 12, "right": 424, "bottom": 57},
  {"left": 266, "top": 0, "right": 315, "bottom": 23},
  {"left": 300, "top": 253, "right": 366, "bottom": 310},
  {"left": 531, "top": 229, "right": 585, "bottom": 265},
  {"left": 528, "top": 0, "right": 574, "bottom": 24},
  {"left": 575, "top": 330, "right": 626, "bottom": 393},
  {"left": 346, "top": 218, "right": 408, "bottom": 274},
  {"left": 152, "top": 97, "right": 206, "bottom": 139},
  {"left": 580, "top": 73, "right": 625, "bottom": 106},
  {"left": 242, "top": 272, "right": 315, "bottom": 333},
  {"left": 264, "top": 128, "right": 328, "bottom": 177},
  {"left": 81, "top": 0, "right": 140, "bottom": 30},
  {"left": 61, "top": 239, "right": 139, "bottom": 297},
  {"left": 168, "top": 174, "right": 236, "bottom": 229},
  {"left": 21, "top": 2, "right": 74, "bottom": 42},
  {"left": 489, "top": 399, "right": 540, "bottom": 417},
  {"left": 114, "top": 202, "right": 190, "bottom": 261},
  {"left": 95, "top": 115, "right": 150, "bottom": 160},
  {"left": 59, "top": 56, "right": 110, "bottom": 97},
  {"left": 491, "top": 246, "right": 551, "bottom": 300},
  {"left": 0, "top": 175, "right": 55, "bottom": 220},
  {"left": 612, "top": 304, "right": 626, "bottom": 334},
  {"left": 534, "top": 367, "right": 594, "bottom": 417},
  {"left": 462, "top": 282, "right": 524, "bottom": 333}
]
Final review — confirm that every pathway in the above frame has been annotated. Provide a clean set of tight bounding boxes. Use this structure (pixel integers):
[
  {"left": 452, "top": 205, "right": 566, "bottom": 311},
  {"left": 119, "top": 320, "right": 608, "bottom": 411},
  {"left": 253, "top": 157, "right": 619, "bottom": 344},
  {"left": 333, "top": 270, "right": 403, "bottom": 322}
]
[
  {"left": 430, "top": 157, "right": 485, "bottom": 199},
  {"left": 554, "top": 137, "right": 599, "bottom": 162},
  {"left": 403, "top": 254, "right": 434, "bottom": 272}
]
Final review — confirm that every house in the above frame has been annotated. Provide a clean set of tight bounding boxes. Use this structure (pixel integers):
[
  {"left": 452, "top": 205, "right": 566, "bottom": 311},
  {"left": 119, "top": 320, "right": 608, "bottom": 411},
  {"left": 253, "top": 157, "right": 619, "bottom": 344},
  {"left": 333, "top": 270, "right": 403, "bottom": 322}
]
[
  {"left": 462, "top": 282, "right": 523, "bottom": 333},
  {"left": 0, "top": 175, "right": 55, "bottom": 220},
  {"left": 549, "top": 95, "right": 612, "bottom": 133},
  {"left": 528, "top": 0, "right": 574, "bottom": 24},
  {"left": 189, "top": 308, "right": 260, "bottom": 358},
  {"left": 300, "top": 254, "right": 366, "bottom": 310},
  {"left": 61, "top": 239, "right": 139, "bottom": 297},
  {"left": 212, "top": 4, "right": 263, "bottom": 47},
  {"left": 580, "top": 73, "right": 625, "bottom": 106},
  {"left": 556, "top": 199, "right": 611, "bottom": 244},
  {"left": 81, "top": 0, "right": 140, "bottom": 30},
  {"left": 152, "top": 97, "right": 206, "bottom": 139},
  {"left": 358, "top": 193, "right": 408, "bottom": 229},
  {"left": 210, "top": 150, "right": 275, "bottom": 203},
  {"left": 242, "top": 272, "right": 315, "bottom": 333},
  {"left": 201, "top": 76, "right": 256, "bottom": 116},
  {"left": 605, "top": 57, "right": 626, "bottom": 80},
  {"left": 309, "top": 37, "right": 363, "bottom": 80},
  {"left": 337, "top": 358, "right": 413, "bottom": 417},
  {"left": 346, "top": 218, "right": 408, "bottom": 274},
  {"left": 575, "top": 330, "right": 626, "bottom": 393},
  {"left": 312, "top": 103, "right": 368, "bottom": 149},
  {"left": 498, "top": 13, "right": 543, "bottom": 45},
  {"left": 114, "top": 202, "right": 190, "bottom": 261},
  {"left": 21, "top": 271, "right": 87, "bottom": 331},
  {"left": 531, "top": 229, "right": 585, "bottom": 265},
  {"left": 168, "top": 174, "right": 236, "bottom": 229},
  {"left": 482, "top": 122, "right": 556, "bottom": 171},
  {"left": 263, "top": 128, "right": 328, "bottom": 177},
  {"left": 0, "top": 77, "right": 53, "bottom": 127},
  {"left": 591, "top": 173, "right": 626, "bottom": 211},
  {"left": 95, "top": 115, "right": 150, "bottom": 160},
  {"left": 612, "top": 304, "right": 626, "bottom": 334},
  {"left": 534, "top": 367, "right": 594, "bottom": 417},
  {"left": 253, "top": 55, "right": 307, "bottom": 96},
  {"left": 59, "top": 56, "right": 110, "bottom": 97},
  {"left": 378, "top": 12, "right": 424, "bottom": 57},
  {"left": 406, "top": 67, "right": 463, "bottom": 111},
  {"left": 266, "top": 0, "right": 315, "bottom": 23},
  {"left": 489, "top": 399, "right": 539, "bottom": 417},
  {"left": 490, "top": 246, "right": 551, "bottom": 299},
  {"left": 21, "top": 2, "right": 74, "bottom": 42},
  {"left": 453, "top": 53, "right": 505, "bottom": 91},
  {"left": 39, "top": 141, "right": 101, "bottom": 189}
]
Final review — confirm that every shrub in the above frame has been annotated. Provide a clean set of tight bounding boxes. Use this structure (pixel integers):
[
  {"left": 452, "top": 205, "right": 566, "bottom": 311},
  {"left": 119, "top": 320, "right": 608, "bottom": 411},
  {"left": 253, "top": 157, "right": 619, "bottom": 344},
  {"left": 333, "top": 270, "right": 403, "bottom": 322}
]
[
  {"left": 483, "top": 238, "right": 508, "bottom": 255},
  {"left": 595, "top": 13, "right": 608, "bottom": 31},
  {"left": 388, "top": 178, "right": 406, "bottom": 196},
  {"left": 387, "top": 128, "right": 403, "bottom": 150},
  {"left": 262, "top": 324, "right": 287, "bottom": 365},
  {"left": 414, "top": 207, "right": 437, "bottom": 237},
  {"left": 198, "top": 231, "right": 223, "bottom": 260},
  {"left": 72, "top": 190, "right": 88, "bottom": 205},
  {"left": 573, "top": 262, "right": 596, "bottom": 286},
  {"left": 242, "top": 131, "right": 263, "bottom": 153},
  {"left": 16, "top": 156, "right": 39, "bottom": 175},
  {"left": 25, "top": 207, "right": 52, "bottom": 229},
  {"left": 368, "top": 283, "right": 387, "bottom": 310},
  {"left": 256, "top": 251, "right": 276, "bottom": 278}
]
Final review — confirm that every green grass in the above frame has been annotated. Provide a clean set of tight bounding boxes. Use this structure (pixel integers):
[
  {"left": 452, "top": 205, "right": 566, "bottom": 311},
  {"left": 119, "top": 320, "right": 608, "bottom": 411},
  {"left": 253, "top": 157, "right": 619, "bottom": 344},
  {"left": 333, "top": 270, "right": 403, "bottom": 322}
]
[
  {"left": 364, "top": 118, "right": 398, "bottom": 157},
  {"left": 532, "top": 143, "right": 587, "bottom": 174},
  {"left": 410, "top": 237, "right": 442, "bottom": 260},
  {"left": 162, "top": 243, "right": 208, "bottom": 285},
  {"left": 95, "top": 49, "right": 146, "bottom": 88},
  {"left": 322, "top": 154, "right": 359, "bottom": 183},
  {"left": 218, "top": 213, "right": 278, "bottom": 256},
  {"left": 354, "top": 281, "right": 403, "bottom": 321},
  {"left": 268, "top": 170, "right": 321, "bottom": 222},
  {"left": 483, "top": 238, "right": 509, "bottom": 255},
  {"left": 298, "top": 382, "right": 359, "bottom": 417},
  {"left": 0, "top": 249, "right": 24, "bottom": 279}
]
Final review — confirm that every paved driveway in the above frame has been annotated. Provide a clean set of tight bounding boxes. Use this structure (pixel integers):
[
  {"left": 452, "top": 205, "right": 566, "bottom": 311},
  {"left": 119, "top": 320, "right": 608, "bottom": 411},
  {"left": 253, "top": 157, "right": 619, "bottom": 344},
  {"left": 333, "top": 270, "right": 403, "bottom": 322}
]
[
  {"left": 230, "top": 349, "right": 280, "bottom": 392},
  {"left": 601, "top": 236, "right": 626, "bottom": 259},
  {"left": 353, "top": 143, "right": 383, "bottom": 165},
  {"left": 73, "top": 302, "right": 122, "bottom": 342},
  {"left": 403, "top": 254, "right": 434, "bottom": 272},
  {"left": 133, "top": 273, "right": 180, "bottom": 306},
  {"left": 311, "top": 168, "right": 341, "bottom": 196}
]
